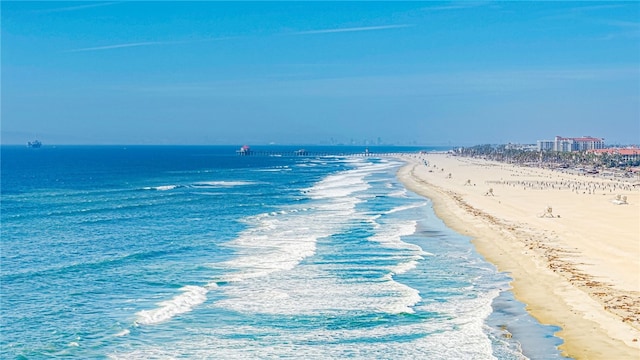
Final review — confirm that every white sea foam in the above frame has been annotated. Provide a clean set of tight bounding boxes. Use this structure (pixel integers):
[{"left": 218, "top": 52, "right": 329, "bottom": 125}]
[
  {"left": 210, "top": 160, "right": 427, "bottom": 318},
  {"left": 389, "top": 188, "right": 408, "bottom": 197},
  {"left": 114, "top": 329, "right": 130, "bottom": 337},
  {"left": 385, "top": 202, "right": 427, "bottom": 214},
  {"left": 253, "top": 166, "right": 291, "bottom": 172},
  {"left": 214, "top": 264, "right": 421, "bottom": 316},
  {"left": 303, "top": 161, "right": 397, "bottom": 199},
  {"left": 217, "top": 161, "right": 382, "bottom": 287},
  {"left": 390, "top": 256, "right": 422, "bottom": 275},
  {"left": 114, "top": 194, "right": 500, "bottom": 359},
  {"left": 192, "top": 181, "right": 254, "bottom": 187},
  {"left": 418, "top": 289, "right": 500, "bottom": 358},
  {"left": 111, "top": 294, "right": 498, "bottom": 359},
  {"left": 136, "top": 285, "right": 208, "bottom": 325},
  {"left": 369, "top": 219, "right": 420, "bottom": 251},
  {"left": 305, "top": 173, "right": 370, "bottom": 199},
  {"left": 367, "top": 212, "right": 434, "bottom": 274},
  {"left": 131, "top": 159, "right": 429, "bottom": 342},
  {"left": 143, "top": 185, "right": 179, "bottom": 191}
]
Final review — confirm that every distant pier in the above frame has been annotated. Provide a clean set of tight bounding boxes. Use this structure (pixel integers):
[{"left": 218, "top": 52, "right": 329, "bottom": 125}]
[{"left": 235, "top": 146, "right": 412, "bottom": 158}]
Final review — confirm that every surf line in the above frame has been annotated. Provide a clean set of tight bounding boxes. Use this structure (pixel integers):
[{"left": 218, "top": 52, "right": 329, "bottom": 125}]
[{"left": 135, "top": 284, "right": 215, "bottom": 325}]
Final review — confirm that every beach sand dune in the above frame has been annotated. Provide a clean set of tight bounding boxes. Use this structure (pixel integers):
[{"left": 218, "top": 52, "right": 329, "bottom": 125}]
[{"left": 397, "top": 153, "right": 640, "bottom": 359}]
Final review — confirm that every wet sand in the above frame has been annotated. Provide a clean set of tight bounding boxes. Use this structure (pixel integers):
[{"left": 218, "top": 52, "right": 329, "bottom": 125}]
[{"left": 397, "top": 153, "right": 640, "bottom": 359}]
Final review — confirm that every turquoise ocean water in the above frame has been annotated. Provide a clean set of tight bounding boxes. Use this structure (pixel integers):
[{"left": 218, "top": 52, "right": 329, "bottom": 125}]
[{"left": 1, "top": 146, "right": 567, "bottom": 359}]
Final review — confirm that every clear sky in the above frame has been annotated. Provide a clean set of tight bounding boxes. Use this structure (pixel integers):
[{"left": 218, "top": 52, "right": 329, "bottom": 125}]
[{"left": 2, "top": 1, "right": 639, "bottom": 146}]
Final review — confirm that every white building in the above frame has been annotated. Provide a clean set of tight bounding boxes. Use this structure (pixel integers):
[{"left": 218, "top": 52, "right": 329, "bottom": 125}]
[
  {"left": 537, "top": 140, "right": 555, "bottom": 151},
  {"left": 537, "top": 136, "right": 605, "bottom": 152}
]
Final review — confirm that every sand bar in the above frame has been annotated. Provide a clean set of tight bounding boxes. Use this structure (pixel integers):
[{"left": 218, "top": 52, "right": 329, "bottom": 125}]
[{"left": 397, "top": 153, "right": 640, "bottom": 359}]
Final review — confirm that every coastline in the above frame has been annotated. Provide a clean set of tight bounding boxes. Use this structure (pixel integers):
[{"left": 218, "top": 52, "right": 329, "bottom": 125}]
[{"left": 396, "top": 153, "right": 640, "bottom": 359}]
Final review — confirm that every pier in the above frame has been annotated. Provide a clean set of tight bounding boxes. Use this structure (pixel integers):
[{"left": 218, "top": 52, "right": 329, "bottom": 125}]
[{"left": 235, "top": 147, "right": 414, "bottom": 158}]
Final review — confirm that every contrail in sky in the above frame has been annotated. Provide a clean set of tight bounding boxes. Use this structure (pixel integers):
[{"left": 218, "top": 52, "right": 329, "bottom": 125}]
[
  {"left": 38, "top": 2, "right": 121, "bottom": 13},
  {"left": 67, "top": 42, "right": 162, "bottom": 52},
  {"left": 66, "top": 24, "right": 411, "bottom": 53},
  {"left": 66, "top": 37, "right": 237, "bottom": 53}
]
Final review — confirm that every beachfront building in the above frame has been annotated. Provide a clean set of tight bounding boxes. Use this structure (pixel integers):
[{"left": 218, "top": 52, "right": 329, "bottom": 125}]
[
  {"left": 568, "top": 136, "right": 606, "bottom": 151},
  {"left": 506, "top": 143, "right": 537, "bottom": 151},
  {"left": 555, "top": 137, "right": 575, "bottom": 152},
  {"left": 537, "top": 140, "right": 555, "bottom": 151},
  {"left": 537, "top": 136, "right": 605, "bottom": 152},
  {"left": 588, "top": 148, "right": 640, "bottom": 163}
]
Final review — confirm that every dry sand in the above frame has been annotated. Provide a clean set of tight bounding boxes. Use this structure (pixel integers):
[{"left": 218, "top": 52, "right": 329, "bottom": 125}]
[{"left": 396, "top": 153, "right": 640, "bottom": 360}]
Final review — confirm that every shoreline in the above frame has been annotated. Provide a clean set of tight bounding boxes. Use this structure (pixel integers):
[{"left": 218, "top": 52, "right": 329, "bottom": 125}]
[{"left": 396, "top": 153, "right": 640, "bottom": 359}]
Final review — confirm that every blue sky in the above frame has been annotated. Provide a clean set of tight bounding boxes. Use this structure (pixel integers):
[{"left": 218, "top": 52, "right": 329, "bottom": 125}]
[{"left": 2, "top": 1, "right": 639, "bottom": 145}]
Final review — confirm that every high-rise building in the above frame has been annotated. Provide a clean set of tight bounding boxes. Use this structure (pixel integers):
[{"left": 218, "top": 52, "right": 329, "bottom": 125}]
[
  {"left": 537, "top": 136, "right": 605, "bottom": 152},
  {"left": 536, "top": 140, "right": 555, "bottom": 151}
]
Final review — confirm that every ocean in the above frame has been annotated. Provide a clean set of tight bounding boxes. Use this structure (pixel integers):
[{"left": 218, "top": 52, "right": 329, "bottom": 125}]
[{"left": 1, "top": 145, "right": 567, "bottom": 359}]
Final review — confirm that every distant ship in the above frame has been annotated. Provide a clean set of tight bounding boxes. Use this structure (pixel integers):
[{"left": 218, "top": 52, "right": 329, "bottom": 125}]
[{"left": 27, "top": 140, "right": 42, "bottom": 148}]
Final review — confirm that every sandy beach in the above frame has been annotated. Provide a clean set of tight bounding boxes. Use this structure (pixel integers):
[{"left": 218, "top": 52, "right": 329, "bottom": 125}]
[{"left": 397, "top": 153, "right": 640, "bottom": 359}]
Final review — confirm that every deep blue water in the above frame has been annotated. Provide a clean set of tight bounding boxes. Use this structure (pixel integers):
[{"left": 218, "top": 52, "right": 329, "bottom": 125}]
[{"left": 1, "top": 145, "right": 567, "bottom": 359}]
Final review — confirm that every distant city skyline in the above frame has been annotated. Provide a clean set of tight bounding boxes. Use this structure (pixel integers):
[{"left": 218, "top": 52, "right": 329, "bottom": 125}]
[{"left": 2, "top": 1, "right": 639, "bottom": 145}]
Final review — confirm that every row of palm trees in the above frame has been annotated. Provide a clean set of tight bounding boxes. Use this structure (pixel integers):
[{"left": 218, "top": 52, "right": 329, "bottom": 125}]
[{"left": 454, "top": 145, "right": 639, "bottom": 168}]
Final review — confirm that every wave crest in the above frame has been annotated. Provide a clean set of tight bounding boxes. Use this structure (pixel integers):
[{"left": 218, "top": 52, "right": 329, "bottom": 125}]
[{"left": 136, "top": 285, "right": 208, "bottom": 325}]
